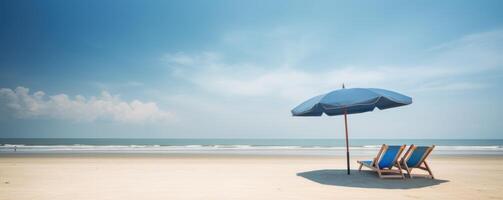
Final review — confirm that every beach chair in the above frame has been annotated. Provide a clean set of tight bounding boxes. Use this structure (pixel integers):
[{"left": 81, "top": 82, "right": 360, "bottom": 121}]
[
  {"left": 398, "top": 144, "right": 435, "bottom": 179},
  {"left": 357, "top": 144, "right": 406, "bottom": 179}
]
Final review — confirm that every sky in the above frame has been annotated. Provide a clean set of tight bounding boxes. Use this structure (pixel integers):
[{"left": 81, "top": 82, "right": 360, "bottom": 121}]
[{"left": 0, "top": 0, "right": 502, "bottom": 139}]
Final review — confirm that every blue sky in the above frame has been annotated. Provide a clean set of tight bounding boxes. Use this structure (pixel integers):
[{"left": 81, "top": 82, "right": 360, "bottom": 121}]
[{"left": 0, "top": 0, "right": 502, "bottom": 138}]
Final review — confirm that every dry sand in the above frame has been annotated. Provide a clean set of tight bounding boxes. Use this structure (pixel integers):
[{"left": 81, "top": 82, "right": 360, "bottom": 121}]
[{"left": 0, "top": 154, "right": 502, "bottom": 200}]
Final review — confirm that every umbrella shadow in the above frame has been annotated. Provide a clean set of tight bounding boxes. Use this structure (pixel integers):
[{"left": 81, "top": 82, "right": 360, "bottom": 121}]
[{"left": 297, "top": 169, "right": 448, "bottom": 189}]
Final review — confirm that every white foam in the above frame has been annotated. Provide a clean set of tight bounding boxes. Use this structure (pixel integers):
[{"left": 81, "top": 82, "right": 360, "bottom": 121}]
[{"left": 1, "top": 144, "right": 502, "bottom": 153}]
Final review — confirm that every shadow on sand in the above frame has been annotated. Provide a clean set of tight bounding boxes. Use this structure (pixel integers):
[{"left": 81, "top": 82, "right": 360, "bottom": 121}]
[{"left": 297, "top": 169, "right": 448, "bottom": 189}]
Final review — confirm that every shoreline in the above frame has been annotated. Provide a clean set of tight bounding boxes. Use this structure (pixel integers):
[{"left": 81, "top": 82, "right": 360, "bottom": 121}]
[{"left": 2, "top": 152, "right": 503, "bottom": 158}]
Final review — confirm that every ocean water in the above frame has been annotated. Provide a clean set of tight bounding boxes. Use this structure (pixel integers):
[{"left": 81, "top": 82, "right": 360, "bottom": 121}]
[{"left": 1, "top": 138, "right": 502, "bottom": 156}]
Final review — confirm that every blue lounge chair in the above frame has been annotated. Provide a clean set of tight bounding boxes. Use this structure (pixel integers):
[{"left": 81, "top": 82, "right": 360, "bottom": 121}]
[
  {"left": 357, "top": 144, "right": 406, "bottom": 179},
  {"left": 398, "top": 144, "right": 435, "bottom": 179}
]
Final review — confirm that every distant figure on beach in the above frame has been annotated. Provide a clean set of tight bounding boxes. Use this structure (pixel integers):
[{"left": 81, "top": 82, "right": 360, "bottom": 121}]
[{"left": 14, "top": 146, "right": 16, "bottom": 152}]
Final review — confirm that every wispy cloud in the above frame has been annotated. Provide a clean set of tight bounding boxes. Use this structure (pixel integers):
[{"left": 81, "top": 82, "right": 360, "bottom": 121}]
[
  {"left": 414, "top": 82, "right": 487, "bottom": 92},
  {"left": 0, "top": 87, "right": 174, "bottom": 123},
  {"left": 167, "top": 62, "right": 389, "bottom": 101},
  {"left": 428, "top": 29, "right": 503, "bottom": 71},
  {"left": 162, "top": 29, "right": 502, "bottom": 101}
]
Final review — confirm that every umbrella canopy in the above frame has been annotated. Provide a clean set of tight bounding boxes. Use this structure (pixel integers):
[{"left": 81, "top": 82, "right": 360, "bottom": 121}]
[
  {"left": 291, "top": 87, "right": 412, "bottom": 174},
  {"left": 291, "top": 88, "right": 412, "bottom": 116}
]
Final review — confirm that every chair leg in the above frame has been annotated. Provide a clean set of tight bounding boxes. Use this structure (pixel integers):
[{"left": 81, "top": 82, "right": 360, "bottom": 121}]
[
  {"left": 358, "top": 163, "right": 363, "bottom": 172},
  {"left": 396, "top": 163, "right": 405, "bottom": 179},
  {"left": 376, "top": 168, "right": 383, "bottom": 178},
  {"left": 403, "top": 163, "right": 412, "bottom": 178},
  {"left": 423, "top": 161, "right": 435, "bottom": 179}
]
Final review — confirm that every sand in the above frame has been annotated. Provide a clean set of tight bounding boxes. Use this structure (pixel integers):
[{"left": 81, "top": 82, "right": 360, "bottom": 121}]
[{"left": 0, "top": 154, "right": 502, "bottom": 200}]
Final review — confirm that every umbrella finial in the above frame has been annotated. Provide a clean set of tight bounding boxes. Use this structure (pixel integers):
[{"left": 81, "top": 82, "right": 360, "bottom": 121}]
[{"left": 342, "top": 83, "right": 345, "bottom": 89}]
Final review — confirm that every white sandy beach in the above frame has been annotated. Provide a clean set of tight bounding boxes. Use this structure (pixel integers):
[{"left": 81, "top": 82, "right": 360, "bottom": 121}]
[{"left": 0, "top": 154, "right": 502, "bottom": 200}]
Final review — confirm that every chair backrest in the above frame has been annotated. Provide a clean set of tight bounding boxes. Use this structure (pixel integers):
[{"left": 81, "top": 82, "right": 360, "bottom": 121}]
[
  {"left": 375, "top": 144, "right": 406, "bottom": 169},
  {"left": 403, "top": 145, "right": 435, "bottom": 168}
]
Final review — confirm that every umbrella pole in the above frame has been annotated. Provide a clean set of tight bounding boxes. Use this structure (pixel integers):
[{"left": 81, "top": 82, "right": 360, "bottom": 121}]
[{"left": 344, "top": 110, "right": 350, "bottom": 175}]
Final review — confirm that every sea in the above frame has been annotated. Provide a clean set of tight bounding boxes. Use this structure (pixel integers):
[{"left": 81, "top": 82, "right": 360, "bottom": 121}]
[{"left": 1, "top": 138, "right": 502, "bottom": 156}]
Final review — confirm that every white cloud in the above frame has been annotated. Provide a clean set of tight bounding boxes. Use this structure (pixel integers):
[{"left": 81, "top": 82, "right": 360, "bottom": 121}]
[
  {"left": 193, "top": 66, "right": 388, "bottom": 101},
  {"left": 162, "top": 52, "right": 390, "bottom": 101},
  {"left": 428, "top": 29, "right": 503, "bottom": 72},
  {"left": 162, "top": 29, "right": 503, "bottom": 101},
  {"left": 162, "top": 52, "right": 221, "bottom": 67},
  {"left": 0, "top": 87, "right": 174, "bottom": 123}
]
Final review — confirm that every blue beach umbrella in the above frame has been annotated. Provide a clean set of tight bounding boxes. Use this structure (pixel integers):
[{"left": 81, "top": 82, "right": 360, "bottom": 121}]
[{"left": 291, "top": 85, "right": 412, "bottom": 175}]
